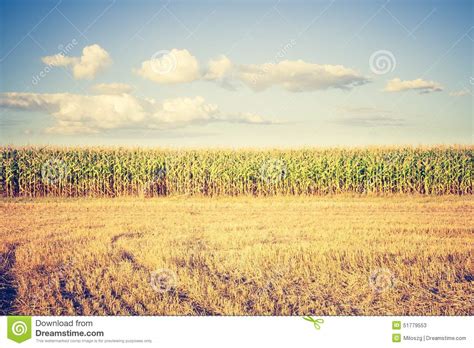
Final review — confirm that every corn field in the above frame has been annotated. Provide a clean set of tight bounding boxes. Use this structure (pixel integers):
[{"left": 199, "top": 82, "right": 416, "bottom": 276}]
[{"left": 0, "top": 146, "right": 472, "bottom": 197}]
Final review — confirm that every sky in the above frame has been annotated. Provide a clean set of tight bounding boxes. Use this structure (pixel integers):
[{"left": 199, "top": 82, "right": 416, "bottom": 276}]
[{"left": 0, "top": 0, "right": 472, "bottom": 147}]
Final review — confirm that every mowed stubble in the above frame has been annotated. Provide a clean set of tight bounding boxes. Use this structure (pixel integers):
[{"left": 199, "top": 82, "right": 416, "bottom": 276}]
[{"left": 1, "top": 195, "right": 472, "bottom": 316}]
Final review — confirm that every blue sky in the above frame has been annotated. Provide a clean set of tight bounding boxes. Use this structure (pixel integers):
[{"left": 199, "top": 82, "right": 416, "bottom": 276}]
[{"left": 0, "top": 0, "right": 472, "bottom": 147}]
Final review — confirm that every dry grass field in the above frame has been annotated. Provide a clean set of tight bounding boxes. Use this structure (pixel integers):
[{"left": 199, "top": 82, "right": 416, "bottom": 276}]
[{"left": 1, "top": 195, "right": 473, "bottom": 316}]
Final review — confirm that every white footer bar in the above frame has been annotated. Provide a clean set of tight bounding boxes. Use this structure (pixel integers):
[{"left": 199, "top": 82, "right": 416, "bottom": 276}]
[{"left": 1, "top": 316, "right": 472, "bottom": 347}]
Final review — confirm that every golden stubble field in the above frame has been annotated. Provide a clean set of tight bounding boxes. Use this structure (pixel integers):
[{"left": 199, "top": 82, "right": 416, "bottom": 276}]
[{"left": 0, "top": 195, "right": 473, "bottom": 316}]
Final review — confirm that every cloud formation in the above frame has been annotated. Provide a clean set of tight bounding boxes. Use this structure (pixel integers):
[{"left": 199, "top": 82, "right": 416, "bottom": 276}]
[
  {"left": 238, "top": 60, "right": 369, "bottom": 92},
  {"left": 135, "top": 49, "right": 200, "bottom": 84},
  {"left": 0, "top": 92, "right": 272, "bottom": 134},
  {"left": 203, "top": 55, "right": 233, "bottom": 81},
  {"left": 42, "top": 44, "right": 111, "bottom": 80},
  {"left": 384, "top": 78, "right": 443, "bottom": 94},
  {"left": 135, "top": 49, "right": 370, "bottom": 92}
]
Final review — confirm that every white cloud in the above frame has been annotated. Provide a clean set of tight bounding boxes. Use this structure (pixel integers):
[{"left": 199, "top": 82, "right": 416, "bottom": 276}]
[
  {"left": 41, "top": 44, "right": 111, "bottom": 80},
  {"left": 449, "top": 89, "right": 470, "bottom": 97},
  {"left": 135, "top": 49, "right": 370, "bottom": 92},
  {"left": 238, "top": 60, "right": 370, "bottom": 92},
  {"left": 0, "top": 92, "right": 272, "bottom": 134},
  {"left": 384, "top": 78, "right": 443, "bottom": 94},
  {"left": 150, "top": 96, "right": 219, "bottom": 126},
  {"left": 91, "top": 83, "right": 133, "bottom": 95},
  {"left": 203, "top": 55, "right": 238, "bottom": 90},
  {"left": 41, "top": 54, "right": 78, "bottom": 67},
  {"left": 135, "top": 49, "right": 200, "bottom": 84},
  {"left": 204, "top": 55, "right": 233, "bottom": 80}
]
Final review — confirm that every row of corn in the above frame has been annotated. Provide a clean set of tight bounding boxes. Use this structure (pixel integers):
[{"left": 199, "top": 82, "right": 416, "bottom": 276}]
[{"left": 0, "top": 146, "right": 472, "bottom": 197}]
